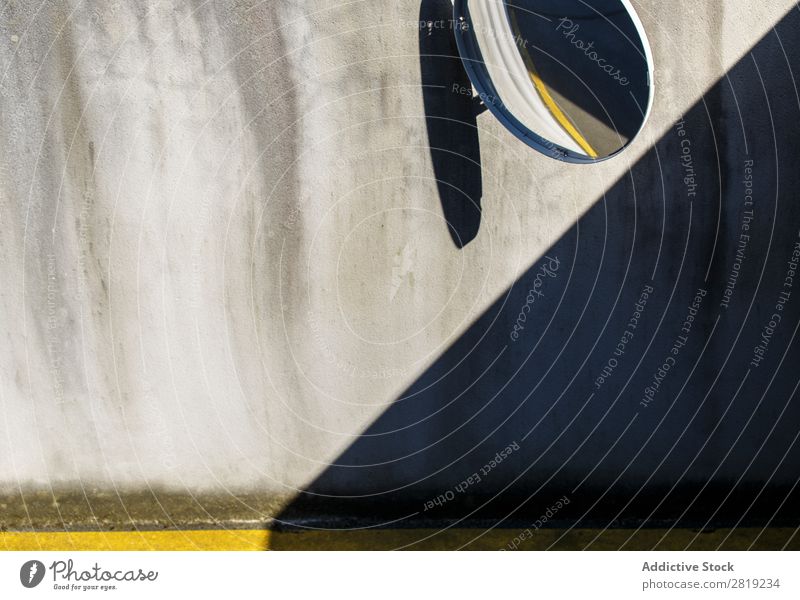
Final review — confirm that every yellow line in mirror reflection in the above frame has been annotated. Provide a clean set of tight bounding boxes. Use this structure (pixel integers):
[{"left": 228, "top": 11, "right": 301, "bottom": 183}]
[
  {"left": 2, "top": 528, "right": 797, "bottom": 550},
  {"left": 506, "top": 9, "right": 597, "bottom": 158}
]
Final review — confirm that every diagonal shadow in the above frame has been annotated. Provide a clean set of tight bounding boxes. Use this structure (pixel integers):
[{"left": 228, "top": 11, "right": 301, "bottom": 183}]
[{"left": 276, "top": 8, "right": 800, "bottom": 538}]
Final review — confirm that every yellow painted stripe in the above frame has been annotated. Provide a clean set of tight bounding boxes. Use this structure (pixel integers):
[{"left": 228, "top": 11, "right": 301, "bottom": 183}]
[
  {"left": 1, "top": 528, "right": 797, "bottom": 551},
  {"left": 506, "top": 10, "right": 598, "bottom": 158}
]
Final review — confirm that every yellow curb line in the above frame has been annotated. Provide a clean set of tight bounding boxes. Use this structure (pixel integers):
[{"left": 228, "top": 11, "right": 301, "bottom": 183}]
[{"left": 2, "top": 528, "right": 797, "bottom": 551}]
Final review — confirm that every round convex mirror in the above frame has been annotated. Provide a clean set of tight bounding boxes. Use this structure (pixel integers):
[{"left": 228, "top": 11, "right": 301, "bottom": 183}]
[{"left": 453, "top": 0, "right": 653, "bottom": 162}]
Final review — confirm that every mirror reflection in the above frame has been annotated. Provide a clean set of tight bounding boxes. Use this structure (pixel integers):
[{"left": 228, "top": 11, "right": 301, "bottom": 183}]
[{"left": 454, "top": 0, "right": 653, "bottom": 161}]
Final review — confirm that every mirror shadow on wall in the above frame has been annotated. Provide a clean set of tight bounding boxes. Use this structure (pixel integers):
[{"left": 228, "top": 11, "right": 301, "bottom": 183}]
[{"left": 421, "top": 0, "right": 483, "bottom": 248}]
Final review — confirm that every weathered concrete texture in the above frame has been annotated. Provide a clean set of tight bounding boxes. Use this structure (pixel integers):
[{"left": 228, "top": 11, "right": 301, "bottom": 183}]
[
  {"left": 0, "top": 488, "right": 283, "bottom": 532},
  {"left": 1, "top": 0, "right": 799, "bottom": 529}
]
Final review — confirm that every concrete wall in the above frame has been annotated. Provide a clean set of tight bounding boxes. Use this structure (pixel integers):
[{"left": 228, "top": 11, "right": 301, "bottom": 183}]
[{"left": 1, "top": 1, "right": 799, "bottom": 526}]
